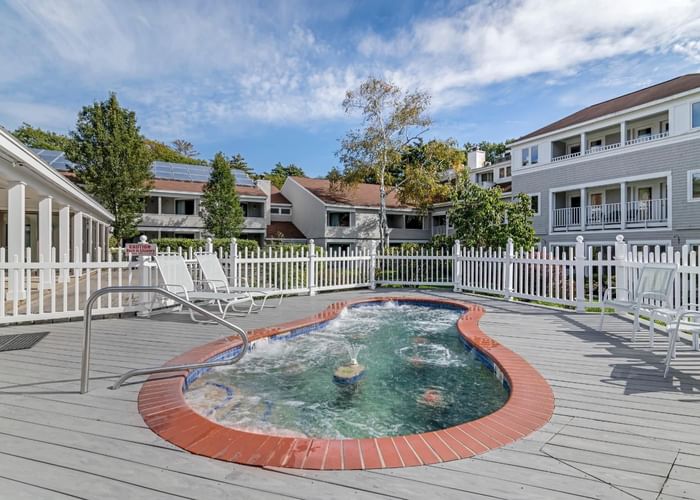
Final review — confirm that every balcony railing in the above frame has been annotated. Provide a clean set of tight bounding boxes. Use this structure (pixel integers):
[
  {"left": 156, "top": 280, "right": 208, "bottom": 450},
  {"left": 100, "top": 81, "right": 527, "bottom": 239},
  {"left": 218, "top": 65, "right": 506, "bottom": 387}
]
[
  {"left": 551, "top": 131, "right": 670, "bottom": 163},
  {"left": 552, "top": 198, "right": 668, "bottom": 231}
]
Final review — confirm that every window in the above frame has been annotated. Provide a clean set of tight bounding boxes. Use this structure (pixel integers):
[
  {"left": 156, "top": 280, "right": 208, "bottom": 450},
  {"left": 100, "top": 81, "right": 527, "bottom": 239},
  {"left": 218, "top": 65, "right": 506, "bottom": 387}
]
[
  {"left": 530, "top": 145, "right": 538, "bottom": 164},
  {"left": 589, "top": 139, "right": 602, "bottom": 148},
  {"left": 387, "top": 214, "right": 403, "bottom": 229},
  {"left": 478, "top": 171, "right": 494, "bottom": 183},
  {"left": 521, "top": 148, "right": 529, "bottom": 166},
  {"left": 528, "top": 193, "right": 540, "bottom": 216},
  {"left": 433, "top": 215, "right": 447, "bottom": 227},
  {"left": 499, "top": 166, "right": 512, "bottom": 178},
  {"left": 570, "top": 144, "right": 581, "bottom": 155},
  {"left": 270, "top": 207, "right": 291, "bottom": 215},
  {"left": 637, "top": 127, "right": 652, "bottom": 138},
  {"left": 144, "top": 197, "right": 159, "bottom": 214},
  {"left": 241, "top": 203, "right": 248, "bottom": 217},
  {"left": 327, "top": 212, "right": 351, "bottom": 227},
  {"left": 693, "top": 102, "right": 700, "bottom": 128},
  {"left": 281, "top": 208, "right": 291, "bottom": 215},
  {"left": 327, "top": 243, "right": 352, "bottom": 253},
  {"left": 271, "top": 207, "right": 280, "bottom": 214},
  {"left": 405, "top": 215, "right": 424, "bottom": 229},
  {"left": 175, "top": 199, "right": 194, "bottom": 215},
  {"left": 689, "top": 170, "right": 700, "bottom": 201}
]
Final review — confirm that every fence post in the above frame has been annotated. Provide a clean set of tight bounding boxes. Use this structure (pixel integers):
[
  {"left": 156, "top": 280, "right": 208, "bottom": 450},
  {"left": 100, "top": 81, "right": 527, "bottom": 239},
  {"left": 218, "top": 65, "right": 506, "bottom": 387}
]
[
  {"left": 575, "top": 235, "right": 586, "bottom": 312},
  {"left": 308, "top": 239, "right": 316, "bottom": 296},
  {"left": 229, "top": 238, "right": 238, "bottom": 286},
  {"left": 504, "top": 238, "right": 514, "bottom": 301},
  {"left": 452, "top": 239, "right": 462, "bottom": 292},
  {"left": 614, "top": 234, "right": 628, "bottom": 301},
  {"left": 206, "top": 237, "right": 214, "bottom": 254},
  {"left": 137, "top": 234, "right": 151, "bottom": 317},
  {"left": 369, "top": 242, "right": 377, "bottom": 290}
]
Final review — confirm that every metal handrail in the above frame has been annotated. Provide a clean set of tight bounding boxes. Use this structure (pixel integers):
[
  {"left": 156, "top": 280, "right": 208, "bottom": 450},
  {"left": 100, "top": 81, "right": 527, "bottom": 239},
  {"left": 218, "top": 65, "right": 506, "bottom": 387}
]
[{"left": 80, "top": 285, "right": 249, "bottom": 393}]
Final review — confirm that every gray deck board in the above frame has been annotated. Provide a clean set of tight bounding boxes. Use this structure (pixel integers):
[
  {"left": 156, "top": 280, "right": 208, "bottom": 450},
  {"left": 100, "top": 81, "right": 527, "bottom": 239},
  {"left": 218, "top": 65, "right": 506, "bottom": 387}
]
[{"left": 1, "top": 289, "right": 700, "bottom": 499}]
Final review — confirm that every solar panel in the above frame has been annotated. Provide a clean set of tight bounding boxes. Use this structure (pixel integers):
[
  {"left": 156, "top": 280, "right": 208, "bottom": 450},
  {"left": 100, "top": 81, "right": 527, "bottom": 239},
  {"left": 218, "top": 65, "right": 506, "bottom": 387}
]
[
  {"left": 150, "top": 160, "right": 256, "bottom": 185},
  {"left": 31, "top": 148, "right": 75, "bottom": 171},
  {"left": 33, "top": 152, "right": 258, "bottom": 186}
]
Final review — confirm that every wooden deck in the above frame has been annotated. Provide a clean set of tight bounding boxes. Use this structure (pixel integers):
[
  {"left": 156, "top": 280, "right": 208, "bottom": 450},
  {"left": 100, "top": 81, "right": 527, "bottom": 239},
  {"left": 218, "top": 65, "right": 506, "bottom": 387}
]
[{"left": 0, "top": 289, "right": 699, "bottom": 499}]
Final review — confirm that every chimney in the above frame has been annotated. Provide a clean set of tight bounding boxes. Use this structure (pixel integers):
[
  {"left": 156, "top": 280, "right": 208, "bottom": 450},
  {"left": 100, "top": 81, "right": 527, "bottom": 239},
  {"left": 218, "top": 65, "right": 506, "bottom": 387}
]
[{"left": 467, "top": 149, "right": 486, "bottom": 170}]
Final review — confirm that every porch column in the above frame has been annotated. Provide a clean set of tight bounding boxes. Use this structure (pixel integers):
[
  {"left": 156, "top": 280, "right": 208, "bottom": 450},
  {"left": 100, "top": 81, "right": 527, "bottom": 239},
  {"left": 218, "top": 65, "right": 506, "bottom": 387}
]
[
  {"left": 620, "top": 121, "right": 627, "bottom": 145},
  {"left": 87, "top": 216, "right": 93, "bottom": 260},
  {"left": 157, "top": 196, "right": 162, "bottom": 214},
  {"left": 7, "top": 181, "right": 26, "bottom": 299},
  {"left": 38, "top": 196, "right": 53, "bottom": 286},
  {"left": 580, "top": 132, "right": 586, "bottom": 154},
  {"left": 101, "top": 223, "right": 108, "bottom": 259},
  {"left": 579, "top": 187, "right": 586, "bottom": 230},
  {"left": 59, "top": 206, "right": 70, "bottom": 281},
  {"left": 72, "top": 212, "right": 83, "bottom": 264},
  {"left": 620, "top": 181, "right": 627, "bottom": 230}
]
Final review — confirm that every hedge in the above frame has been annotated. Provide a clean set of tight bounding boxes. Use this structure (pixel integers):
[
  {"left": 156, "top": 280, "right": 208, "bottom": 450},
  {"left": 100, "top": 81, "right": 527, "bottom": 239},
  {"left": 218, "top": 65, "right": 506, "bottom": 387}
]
[{"left": 151, "top": 238, "right": 259, "bottom": 253}]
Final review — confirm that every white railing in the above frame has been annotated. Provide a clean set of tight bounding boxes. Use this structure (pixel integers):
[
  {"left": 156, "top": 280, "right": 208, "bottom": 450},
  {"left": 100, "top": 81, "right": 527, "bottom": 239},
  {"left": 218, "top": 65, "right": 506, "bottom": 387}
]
[
  {"left": 625, "top": 131, "right": 669, "bottom": 146},
  {"left": 585, "top": 142, "right": 622, "bottom": 155},
  {"left": 3, "top": 234, "right": 700, "bottom": 324},
  {"left": 552, "top": 207, "right": 581, "bottom": 229},
  {"left": 586, "top": 203, "right": 621, "bottom": 227},
  {"left": 626, "top": 198, "right": 668, "bottom": 225},
  {"left": 551, "top": 151, "right": 582, "bottom": 162}
]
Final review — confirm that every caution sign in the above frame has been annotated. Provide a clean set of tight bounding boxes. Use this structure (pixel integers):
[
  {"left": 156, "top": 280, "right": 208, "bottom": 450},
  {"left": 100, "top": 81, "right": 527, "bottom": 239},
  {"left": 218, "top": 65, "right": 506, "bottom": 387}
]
[{"left": 125, "top": 242, "right": 157, "bottom": 256}]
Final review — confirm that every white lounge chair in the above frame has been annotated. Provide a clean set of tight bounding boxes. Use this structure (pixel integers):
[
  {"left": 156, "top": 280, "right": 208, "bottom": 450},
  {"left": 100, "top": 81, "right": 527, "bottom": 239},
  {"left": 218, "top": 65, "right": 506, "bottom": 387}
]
[
  {"left": 598, "top": 263, "right": 678, "bottom": 341},
  {"left": 195, "top": 253, "right": 284, "bottom": 309},
  {"left": 154, "top": 254, "right": 256, "bottom": 321},
  {"left": 664, "top": 306, "right": 700, "bottom": 377}
]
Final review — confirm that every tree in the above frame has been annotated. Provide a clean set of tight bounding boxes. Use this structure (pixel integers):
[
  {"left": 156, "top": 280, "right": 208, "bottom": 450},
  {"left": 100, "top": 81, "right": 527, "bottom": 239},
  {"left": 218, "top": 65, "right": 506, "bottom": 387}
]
[
  {"left": 464, "top": 140, "right": 511, "bottom": 164},
  {"left": 66, "top": 93, "right": 153, "bottom": 242},
  {"left": 449, "top": 171, "right": 537, "bottom": 250},
  {"left": 171, "top": 139, "right": 198, "bottom": 158},
  {"left": 201, "top": 152, "right": 244, "bottom": 238},
  {"left": 144, "top": 139, "right": 206, "bottom": 165},
  {"left": 336, "top": 77, "right": 431, "bottom": 248},
  {"left": 228, "top": 153, "right": 256, "bottom": 177},
  {"left": 263, "top": 162, "right": 306, "bottom": 188},
  {"left": 12, "top": 123, "right": 71, "bottom": 150}
]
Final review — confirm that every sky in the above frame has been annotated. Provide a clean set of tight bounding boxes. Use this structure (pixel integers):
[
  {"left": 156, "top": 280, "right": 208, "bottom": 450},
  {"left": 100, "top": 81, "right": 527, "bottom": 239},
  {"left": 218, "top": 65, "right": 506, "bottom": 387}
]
[{"left": 2, "top": 0, "right": 700, "bottom": 177}]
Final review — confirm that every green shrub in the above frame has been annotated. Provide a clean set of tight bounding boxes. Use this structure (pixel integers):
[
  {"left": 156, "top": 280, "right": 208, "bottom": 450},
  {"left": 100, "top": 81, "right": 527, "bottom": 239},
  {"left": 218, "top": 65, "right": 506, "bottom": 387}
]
[
  {"left": 264, "top": 243, "right": 324, "bottom": 255},
  {"left": 152, "top": 238, "right": 258, "bottom": 253}
]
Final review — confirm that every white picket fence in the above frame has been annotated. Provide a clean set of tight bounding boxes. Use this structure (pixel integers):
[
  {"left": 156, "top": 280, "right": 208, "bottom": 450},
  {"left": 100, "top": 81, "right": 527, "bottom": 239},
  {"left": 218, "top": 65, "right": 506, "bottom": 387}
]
[{"left": 1, "top": 235, "right": 699, "bottom": 325}]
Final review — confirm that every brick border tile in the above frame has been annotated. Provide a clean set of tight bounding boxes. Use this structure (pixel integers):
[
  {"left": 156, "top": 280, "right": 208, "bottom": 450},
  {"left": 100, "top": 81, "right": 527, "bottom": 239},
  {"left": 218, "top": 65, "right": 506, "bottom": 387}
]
[{"left": 138, "top": 297, "right": 554, "bottom": 470}]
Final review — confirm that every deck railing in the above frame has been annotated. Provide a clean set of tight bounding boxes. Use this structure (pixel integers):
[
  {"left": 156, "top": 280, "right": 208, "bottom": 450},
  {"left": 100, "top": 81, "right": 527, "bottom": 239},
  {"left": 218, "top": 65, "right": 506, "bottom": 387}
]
[{"left": 1, "top": 234, "right": 699, "bottom": 323}]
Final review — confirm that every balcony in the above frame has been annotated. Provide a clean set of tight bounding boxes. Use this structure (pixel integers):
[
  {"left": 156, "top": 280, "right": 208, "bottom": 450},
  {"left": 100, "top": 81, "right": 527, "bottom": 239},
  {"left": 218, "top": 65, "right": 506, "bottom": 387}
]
[
  {"left": 552, "top": 199, "right": 668, "bottom": 231},
  {"left": 550, "top": 111, "right": 669, "bottom": 163}
]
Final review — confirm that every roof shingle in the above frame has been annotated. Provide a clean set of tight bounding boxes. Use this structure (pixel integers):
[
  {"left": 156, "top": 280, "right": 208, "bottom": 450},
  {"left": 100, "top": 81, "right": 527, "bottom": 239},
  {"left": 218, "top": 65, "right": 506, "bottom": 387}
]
[
  {"left": 291, "top": 177, "right": 410, "bottom": 208},
  {"left": 516, "top": 74, "right": 700, "bottom": 142}
]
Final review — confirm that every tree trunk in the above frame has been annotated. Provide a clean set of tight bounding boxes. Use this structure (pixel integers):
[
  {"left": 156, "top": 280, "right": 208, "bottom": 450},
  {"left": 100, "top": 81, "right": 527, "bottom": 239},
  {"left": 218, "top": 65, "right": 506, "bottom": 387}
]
[{"left": 379, "top": 180, "right": 387, "bottom": 249}]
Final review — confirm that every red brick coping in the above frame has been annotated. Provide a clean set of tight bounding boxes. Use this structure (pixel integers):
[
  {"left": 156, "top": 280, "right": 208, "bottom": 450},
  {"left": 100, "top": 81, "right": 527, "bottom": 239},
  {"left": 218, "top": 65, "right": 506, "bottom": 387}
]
[{"left": 138, "top": 297, "right": 554, "bottom": 470}]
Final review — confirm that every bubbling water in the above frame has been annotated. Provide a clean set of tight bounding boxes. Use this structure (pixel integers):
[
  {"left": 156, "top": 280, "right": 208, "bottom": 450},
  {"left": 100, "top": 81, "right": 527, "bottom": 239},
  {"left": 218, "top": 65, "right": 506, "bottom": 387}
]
[{"left": 185, "top": 302, "right": 508, "bottom": 439}]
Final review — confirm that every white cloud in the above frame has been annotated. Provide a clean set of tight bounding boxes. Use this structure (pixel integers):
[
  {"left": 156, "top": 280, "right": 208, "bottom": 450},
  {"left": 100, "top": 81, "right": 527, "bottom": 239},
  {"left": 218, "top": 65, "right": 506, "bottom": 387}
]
[
  {"left": 0, "top": 100, "right": 75, "bottom": 131},
  {"left": 2, "top": 0, "right": 700, "bottom": 138}
]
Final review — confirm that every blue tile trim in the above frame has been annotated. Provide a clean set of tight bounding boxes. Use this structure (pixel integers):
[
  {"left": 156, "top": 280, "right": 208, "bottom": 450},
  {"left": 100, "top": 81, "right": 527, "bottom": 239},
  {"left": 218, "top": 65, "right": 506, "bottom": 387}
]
[{"left": 183, "top": 299, "right": 510, "bottom": 393}]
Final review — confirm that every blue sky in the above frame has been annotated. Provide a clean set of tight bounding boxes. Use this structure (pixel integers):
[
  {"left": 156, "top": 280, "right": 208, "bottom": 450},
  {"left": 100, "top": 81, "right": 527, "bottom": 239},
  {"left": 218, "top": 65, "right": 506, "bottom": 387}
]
[{"left": 2, "top": 0, "right": 700, "bottom": 177}]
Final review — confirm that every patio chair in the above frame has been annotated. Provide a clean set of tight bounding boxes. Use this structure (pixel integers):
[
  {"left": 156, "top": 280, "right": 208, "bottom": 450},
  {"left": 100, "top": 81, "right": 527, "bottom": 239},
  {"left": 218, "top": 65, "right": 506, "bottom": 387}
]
[
  {"left": 195, "top": 253, "right": 284, "bottom": 309},
  {"left": 154, "top": 254, "right": 256, "bottom": 321},
  {"left": 598, "top": 262, "right": 678, "bottom": 341},
  {"left": 664, "top": 306, "right": 700, "bottom": 377}
]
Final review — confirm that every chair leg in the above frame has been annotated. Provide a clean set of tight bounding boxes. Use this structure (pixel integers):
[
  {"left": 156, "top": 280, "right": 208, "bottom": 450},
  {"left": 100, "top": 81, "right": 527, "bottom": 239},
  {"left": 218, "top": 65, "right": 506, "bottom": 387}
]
[
  {"left": 632, "top": 311, "right": 640, "bottom": 342},
  {"left": 598, "top": 309, "right": 606, "bottom": 331},
  {"left": 664, "top": 327, "right": 678, "bottom": 377},
  {"left": 649, "top": 315, "right": 656, "bottom": 349}
]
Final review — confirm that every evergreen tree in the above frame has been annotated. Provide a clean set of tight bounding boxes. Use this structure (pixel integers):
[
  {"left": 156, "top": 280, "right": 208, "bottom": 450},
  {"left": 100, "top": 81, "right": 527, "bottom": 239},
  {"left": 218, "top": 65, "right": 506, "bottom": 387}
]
[
  {"left": 201, "top": 152, "right": 244, "bottom": 238},
  {"left": 228, "top": 153, "right": 256, "bottom": 177},
  {"left": 171, "top": 139, "right": 198, "bottom": 158},
  {"left": 66, "top": 93, "right": 153, "bottom": 242},
  {"left": 263, "top": 162, "right": 306, "bottom": 188}
]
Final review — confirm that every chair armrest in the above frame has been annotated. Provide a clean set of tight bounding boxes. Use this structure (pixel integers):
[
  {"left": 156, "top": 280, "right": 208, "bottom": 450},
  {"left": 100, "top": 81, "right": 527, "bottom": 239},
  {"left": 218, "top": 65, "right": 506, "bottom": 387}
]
[
  {"left": 162, "top": 283, "right": 190, "bottom": 300},
  {"left": 602, "top": 287, "right": 630, "bottom": 302},
  {"left": 193, "top": 279, "right": 230, "bottom": 293}
]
